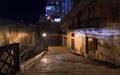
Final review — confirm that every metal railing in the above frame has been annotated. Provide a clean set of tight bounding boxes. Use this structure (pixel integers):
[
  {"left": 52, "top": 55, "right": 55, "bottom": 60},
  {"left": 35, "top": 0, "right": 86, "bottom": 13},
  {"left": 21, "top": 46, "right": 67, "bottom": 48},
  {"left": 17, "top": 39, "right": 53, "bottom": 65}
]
[
  {"left": 81, "top": 17, "right": 101, "bottom": 28},
  {"left": 96, "top": 50, "right": 115, "bottom": 64},
  {"left": 0, "top": 43, "right": 19, "bottom": 75},
  {"left": 19, "top": 50, "right": 28, "bottom": 62},
  {"left": 68, "top": 17, "right": 103, "bottom": 29}
]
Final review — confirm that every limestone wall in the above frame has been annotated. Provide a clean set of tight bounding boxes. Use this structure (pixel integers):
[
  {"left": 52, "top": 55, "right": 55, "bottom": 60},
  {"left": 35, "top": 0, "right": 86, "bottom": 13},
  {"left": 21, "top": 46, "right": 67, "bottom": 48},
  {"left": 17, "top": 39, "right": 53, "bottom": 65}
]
[{"left": 0, "top": 18, "right": 44, "bottom": 61}]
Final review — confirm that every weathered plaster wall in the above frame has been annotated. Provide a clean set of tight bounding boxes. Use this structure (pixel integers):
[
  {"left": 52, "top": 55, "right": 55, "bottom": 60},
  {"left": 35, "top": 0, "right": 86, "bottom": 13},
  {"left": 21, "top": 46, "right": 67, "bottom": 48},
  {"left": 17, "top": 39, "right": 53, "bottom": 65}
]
[{"left": 74, "top": 30, "right": 86, "bottom": 55}]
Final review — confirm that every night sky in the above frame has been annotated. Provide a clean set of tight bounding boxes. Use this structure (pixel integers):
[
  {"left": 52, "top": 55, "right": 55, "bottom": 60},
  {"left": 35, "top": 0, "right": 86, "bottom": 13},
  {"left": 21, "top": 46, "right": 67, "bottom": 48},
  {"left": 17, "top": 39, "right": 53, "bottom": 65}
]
[{"left": 0, "top": 0, "right": 47, "bottom": 23}]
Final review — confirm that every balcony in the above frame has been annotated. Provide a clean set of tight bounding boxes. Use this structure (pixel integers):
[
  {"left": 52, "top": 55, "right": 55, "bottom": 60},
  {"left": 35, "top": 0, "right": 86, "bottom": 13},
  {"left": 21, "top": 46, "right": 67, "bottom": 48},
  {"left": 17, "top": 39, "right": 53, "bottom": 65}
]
[
  {"left": 68, "top": 23, "right": 77, "bottom": 30},
  {"left": 68, "top": 17, "right": 103, "bottom": 29},
  {"left": 60, "top": 30, "right": 67, "bottom": 35}
]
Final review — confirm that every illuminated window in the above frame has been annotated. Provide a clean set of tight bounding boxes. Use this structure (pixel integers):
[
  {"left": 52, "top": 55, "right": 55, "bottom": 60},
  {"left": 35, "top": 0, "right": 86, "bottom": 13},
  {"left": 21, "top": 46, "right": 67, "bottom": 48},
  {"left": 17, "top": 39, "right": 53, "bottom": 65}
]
[
  {"left": 46, "top": 6, "right": 56, "bottom": 15},
  {"left": 54, "top": 18, "right": 61, "bottom": 22}
]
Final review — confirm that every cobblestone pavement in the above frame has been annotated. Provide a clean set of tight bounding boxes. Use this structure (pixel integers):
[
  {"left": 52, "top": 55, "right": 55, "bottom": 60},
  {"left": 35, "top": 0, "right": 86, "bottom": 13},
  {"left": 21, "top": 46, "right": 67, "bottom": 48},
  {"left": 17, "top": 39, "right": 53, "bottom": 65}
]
[{"left": 21, "top": 46, "right": 120, "bottom": 75}]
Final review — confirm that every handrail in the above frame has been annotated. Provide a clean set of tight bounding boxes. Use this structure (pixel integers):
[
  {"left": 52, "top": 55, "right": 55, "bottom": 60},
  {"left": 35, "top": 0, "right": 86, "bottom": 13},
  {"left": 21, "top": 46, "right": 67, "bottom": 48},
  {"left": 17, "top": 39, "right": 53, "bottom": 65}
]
[
  {"left": 96, "top": 50, "right": 115, "bottom": 63},
  {"left": 0, "top": 43, "right": 20, "bottom": 75},
  {"left": 20, "top": 50, "right": 27, "bottom": 62}
]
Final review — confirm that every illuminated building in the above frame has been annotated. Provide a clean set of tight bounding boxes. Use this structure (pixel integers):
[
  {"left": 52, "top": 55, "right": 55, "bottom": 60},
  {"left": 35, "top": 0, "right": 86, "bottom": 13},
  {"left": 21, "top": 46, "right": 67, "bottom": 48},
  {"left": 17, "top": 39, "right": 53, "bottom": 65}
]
[
  {"left": 61, "top": 0, "right": 120, "bottom": 65},
  {"left": 46, "top": 0, "right": 73, "bottom": 22}
]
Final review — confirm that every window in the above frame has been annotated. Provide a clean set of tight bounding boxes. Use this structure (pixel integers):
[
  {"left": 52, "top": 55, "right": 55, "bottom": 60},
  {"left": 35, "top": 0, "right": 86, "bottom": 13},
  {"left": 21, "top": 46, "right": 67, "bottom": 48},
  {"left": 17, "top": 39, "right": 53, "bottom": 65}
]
[
  {"left": 46, "top": 6, "right": 56, "bottom": 15},
  {"left": 112, "top": 6, "right": 119, "bottom": 22},
  {"left": 71, "top": 33, "right": 74, "bottom": 37},
  {"left": 71, "top": 39, "right": 75, "bottom": 50},
  {"left": 53, "top": 18, "right": 61, "bottom": 22},
  {"left": 76, "top": 12, "right": 81, "bottom": 24},
  {"left": 88, "top": 6, "right": 95, "bottom": 19}
]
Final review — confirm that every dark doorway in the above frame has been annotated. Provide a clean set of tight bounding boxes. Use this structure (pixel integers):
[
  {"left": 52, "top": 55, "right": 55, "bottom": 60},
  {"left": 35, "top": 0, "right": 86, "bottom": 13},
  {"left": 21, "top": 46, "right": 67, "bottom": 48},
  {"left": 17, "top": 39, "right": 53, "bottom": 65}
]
[
  {"left": 71, "top": 38, "right": 75, "bottom": 50},
  {"left": 88, "top": 37, "right": 98, "bottom": 59}
]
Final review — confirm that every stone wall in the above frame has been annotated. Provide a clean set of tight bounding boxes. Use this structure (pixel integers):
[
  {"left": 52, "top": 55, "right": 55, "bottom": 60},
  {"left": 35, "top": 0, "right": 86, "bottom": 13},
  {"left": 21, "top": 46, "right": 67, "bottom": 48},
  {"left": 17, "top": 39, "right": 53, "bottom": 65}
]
[{"left": 0, "top": 18, "right": 45, "bottom": 62}]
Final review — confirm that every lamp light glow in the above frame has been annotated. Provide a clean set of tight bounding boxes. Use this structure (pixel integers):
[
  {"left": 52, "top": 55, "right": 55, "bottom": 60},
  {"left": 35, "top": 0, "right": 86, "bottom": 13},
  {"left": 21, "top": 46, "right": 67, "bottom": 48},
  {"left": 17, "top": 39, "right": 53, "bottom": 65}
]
[{"left": 43, "top": 33, "right": 47, "bottom": 37}]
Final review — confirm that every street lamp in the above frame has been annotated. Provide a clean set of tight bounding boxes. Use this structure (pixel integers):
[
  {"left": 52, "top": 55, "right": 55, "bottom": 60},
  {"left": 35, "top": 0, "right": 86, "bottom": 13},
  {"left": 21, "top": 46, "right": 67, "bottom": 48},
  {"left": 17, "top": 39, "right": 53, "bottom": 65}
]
[
  {"left": 42, "top": 33, "right": 48, "bottom": 51},
  {"left": 42, "top": 33, "right": 47, "bottom": 37}
]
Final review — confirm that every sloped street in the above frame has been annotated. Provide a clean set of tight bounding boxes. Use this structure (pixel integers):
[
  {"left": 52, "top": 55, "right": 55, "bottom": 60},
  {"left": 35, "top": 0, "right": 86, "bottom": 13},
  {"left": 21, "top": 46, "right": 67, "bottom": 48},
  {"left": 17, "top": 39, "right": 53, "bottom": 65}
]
[{"left": 20, "top": 46, "right": 120, "bottom": 75}]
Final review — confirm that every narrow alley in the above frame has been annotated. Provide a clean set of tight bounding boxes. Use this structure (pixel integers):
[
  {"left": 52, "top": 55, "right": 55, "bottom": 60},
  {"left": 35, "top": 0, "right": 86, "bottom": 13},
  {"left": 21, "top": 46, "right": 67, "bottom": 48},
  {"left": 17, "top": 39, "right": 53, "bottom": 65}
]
[
  {"left": 0, "top": 0, "right": 120, "bottom": 75},
  {"left": 20, "top": 46, "right": 120, "bottom": 75}
]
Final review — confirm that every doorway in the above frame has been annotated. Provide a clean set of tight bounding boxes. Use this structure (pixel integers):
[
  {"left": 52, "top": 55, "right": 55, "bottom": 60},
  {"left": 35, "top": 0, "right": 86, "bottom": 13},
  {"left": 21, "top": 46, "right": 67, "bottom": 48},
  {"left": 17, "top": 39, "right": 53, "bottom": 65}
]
[{"left": 86, "top": 37, "right": 98, "bottom": 58}]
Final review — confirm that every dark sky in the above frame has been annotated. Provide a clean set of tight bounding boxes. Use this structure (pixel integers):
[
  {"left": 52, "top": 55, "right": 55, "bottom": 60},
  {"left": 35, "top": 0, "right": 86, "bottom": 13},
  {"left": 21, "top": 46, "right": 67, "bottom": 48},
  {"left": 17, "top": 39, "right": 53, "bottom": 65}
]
[{"left": 0, "top": 0, "right": 47, "bottom": 23}]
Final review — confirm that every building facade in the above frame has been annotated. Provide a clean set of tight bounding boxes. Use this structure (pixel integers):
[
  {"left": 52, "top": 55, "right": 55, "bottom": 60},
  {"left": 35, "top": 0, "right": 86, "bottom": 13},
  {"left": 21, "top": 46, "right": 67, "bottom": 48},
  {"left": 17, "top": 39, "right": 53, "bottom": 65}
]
[{"left": 61, "top": 0, "right": 120, "bottom": 65}]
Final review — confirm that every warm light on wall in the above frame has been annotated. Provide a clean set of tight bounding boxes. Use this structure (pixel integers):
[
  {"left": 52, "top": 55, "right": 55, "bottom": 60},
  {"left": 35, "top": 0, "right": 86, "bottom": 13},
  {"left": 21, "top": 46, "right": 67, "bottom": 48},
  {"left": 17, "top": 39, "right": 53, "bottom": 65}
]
[
  {"left": 75, "top": 29, "right": 86, "bottom": 37},
  {"left": 13, "top": 32, "right": 28, "bottom": 42}
]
